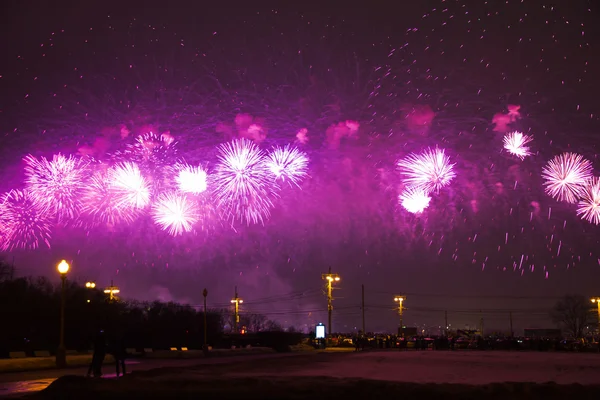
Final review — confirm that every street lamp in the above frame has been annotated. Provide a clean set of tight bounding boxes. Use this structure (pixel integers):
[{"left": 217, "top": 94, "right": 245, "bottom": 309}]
[
  {"left": 104, "top": 280, "right": 120, "bottom": 302},
  {"left": 56, "top": 260, "right": 69, "bottom": 368},
  {"left": 85, "top": 282, "right": 96, "bottom": 289},
  {"left": 394, "top": 296, "right": 406, "bottom": 337},
  {"left": 321, "top": 268, "right": 341, "bottom": 339},
  {"left": 231, "top": 288, "right": 243, "bottom": 333},
  {"left": 591, "top": 298, "right": 600, "bottom": 339}
]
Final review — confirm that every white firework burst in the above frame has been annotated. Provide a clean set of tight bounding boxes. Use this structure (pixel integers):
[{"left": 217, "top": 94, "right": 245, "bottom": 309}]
[
  {"left": 541, "top": 152, "right": 593, "bottom": 204},
  {"left": 397, "top": 148, "right": 456, "bottom": 193},
  {"left": 503, "top": 131, "right": 533, "bottom": 159},
  {"left": 264, "top": 145, "right": 309, "bottom": 187},
  {"left": 576, "top": 177, "right": 600, "bottom": 225},
  {"left": 399, "top": 187, "right": 431, "bottom": 214},
  {"left": 151, "top": 192, "right": 200, "bottom": 236}
]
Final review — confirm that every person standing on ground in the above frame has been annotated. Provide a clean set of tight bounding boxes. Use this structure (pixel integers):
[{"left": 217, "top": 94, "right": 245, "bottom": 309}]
[
  {"left": 110, "top": 332, "right": 127, "bottom": 377},
  {"left": 87, "top": 330, "right": 107, "bottom": 378}
]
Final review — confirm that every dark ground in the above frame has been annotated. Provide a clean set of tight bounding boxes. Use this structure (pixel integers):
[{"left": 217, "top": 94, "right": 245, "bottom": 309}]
[{"left": 23, "top": 352, "right": 600, "bottom": 399}]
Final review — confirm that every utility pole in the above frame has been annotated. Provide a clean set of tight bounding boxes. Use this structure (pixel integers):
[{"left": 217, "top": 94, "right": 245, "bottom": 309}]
[
  {"left": 321, "top": 268, "right": 340, "bottom": 338},
  {"left": 479, "top": 310, "right": 484, "bottom": 337},
  {"left": 103, "top": 280, "right": 120, "bottom": 302},
  {"left": 203, "top": 288, "right": 208, "bottom": 351},
  {"left": 444, "top": 310, "right": 448, "bottom": 335},
  {"left": 361, "top": 284, "right": 366, "bottom": 334},
  {"left": 394, "top": 296, "right": 406, "bottom": 337},
  {"left": 230, "top": 287, "right": 243, "bottom": 333},
  {"left": 509, "top": 311, "right": 514, "bottom": 337}
]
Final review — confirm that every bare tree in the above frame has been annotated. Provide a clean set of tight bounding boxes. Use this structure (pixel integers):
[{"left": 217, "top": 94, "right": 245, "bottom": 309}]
[{"left": 550, "top": 295, "right": 592, "bottom": 338}]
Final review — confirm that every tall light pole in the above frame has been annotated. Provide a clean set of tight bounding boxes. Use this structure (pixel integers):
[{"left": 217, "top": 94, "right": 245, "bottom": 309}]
[
  {"left": 231, "top": 287, "right": 243, "bottom": 333},
  {"left": 394, "top": 296, "right": 405, "bottom": 337},
  {"left": 591, "top": 298, "right": 600, "bottom": 338},
  {"left": 203, "top": 288, "right": 208, "bottom": 351},
  {"left": 85, "top": 282, "right": 95, "bottom": 304},
  {"left": 104, "top": 280, "right": 120, "bottom": 302},
  {"left": 56, "top": 260, "right": 70, "bottom": 368},
  {"left": 321, "top": 268, "right": 340, "bottom": 338}
]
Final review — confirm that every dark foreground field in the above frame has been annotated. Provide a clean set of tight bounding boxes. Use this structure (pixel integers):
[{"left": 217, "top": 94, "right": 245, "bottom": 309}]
[
  {"left": 25, "top": 352, "right": 600, "bottom": 399},
  {"left": 25, "top": 375, "right": 600, "bottom": 400}
]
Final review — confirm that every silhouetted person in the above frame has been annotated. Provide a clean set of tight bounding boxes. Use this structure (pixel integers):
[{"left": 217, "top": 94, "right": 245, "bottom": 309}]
[
  {"left": 110, "top": 333, "right": 127, "bottom": 377},
  {"left": 87, "top": 330, "right": 106, "bottom": 378}
]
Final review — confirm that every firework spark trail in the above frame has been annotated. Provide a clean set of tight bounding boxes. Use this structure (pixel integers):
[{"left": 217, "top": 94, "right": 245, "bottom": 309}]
[
  {"left": 23, "top": 154, "right": 88, "bottom": 222},
  {"left": 576, "top": 177, "right": 600, "bottom": 225},
  {"left": 399, "top": 187, "right": 431, "bottom": 214},
  {"left": 264, "top": 145, "right": 309, "bottom": 187},
  {"left": 541, "top": 152, "right": 593, "bottom": 204},
  {"left": 109, "top": 162, "right": 151, "bottom": 209},
  {"left": 80, "top": 170, "right": 143, "bottom": 227},
  {"left": 503, "top": 131, "right": 533, "bottom": 160},
  {"left": 213, "top": 138, "right": 277, "bottom": 225},
  {"left": 397, "top": 148, "right": 455, "bottom": 193},
  {"left": 0, "top": 189, "right": 52, "bottom": 250},
  {"left": 151, "top": 192, "right": 200, "bottom": 236},
  {"left": 175, "top": 164, "right": 208, "bottom": 194}
]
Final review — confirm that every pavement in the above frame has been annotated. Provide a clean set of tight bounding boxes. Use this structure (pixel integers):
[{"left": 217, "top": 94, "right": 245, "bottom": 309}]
[{"left": 0, "top": 353, "right": 296, "bottom": 398}]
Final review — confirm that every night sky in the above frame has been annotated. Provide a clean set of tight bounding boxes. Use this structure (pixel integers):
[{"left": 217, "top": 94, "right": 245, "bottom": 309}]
[{"left": 1, "top": 0, "right": 600, "bottom": 334}]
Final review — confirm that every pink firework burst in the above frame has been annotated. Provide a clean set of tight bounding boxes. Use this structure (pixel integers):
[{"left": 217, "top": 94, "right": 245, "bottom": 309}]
[
  {"left": 80, "top": 170, "right": 143, "bottom": 227},
  {"left": 0, "top": 189, "right": 52, "bottom": 250},
  {"left": 576, "top": 177, "right": 600, "bottom": 225},
  {"left": 213, "top": 138, "right": 277, "bottom": 225},
  {"left": 175, "top": 163, "right": 208, "bottom": 194},
  {"left": 399, "top": 187, "right": 431, "bottom": 214},
  {"left": 127, "top": 131, "right": 177, "bottom": 166},
  {"left": 542, "top": 152, "right": 593, "bottom": 204},
  {"left": 397, "top": 148, "right": 456, "bottom": 193},
  {"left": 264, "top": 145, "right": 309, "bottom": 187},
  {"left": 109, "top": 162, "right": 151, "bottom": 209},
  {"left": 151, "top": 192, "right": 200, "bottom": 236},
  {"left": 503, "top": 131, "right": 533, "bottom": 159},
  {"left": 23, "top": 153, "right": 88, "bottom": 222}
]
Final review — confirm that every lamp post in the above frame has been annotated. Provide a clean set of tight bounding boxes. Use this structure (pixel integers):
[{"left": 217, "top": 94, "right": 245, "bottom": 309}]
[
  {"left": 591, "top": 298, "right": 600, "bottom": 339},
  {"left": 104, "top": 280, "right": 120, "bottom": 302},
  {"left": 230, "top": 287, "right": 243, "bottom": 333},
  {"left": 85, "top": 282, "right": 95, "bottom": 304},
  {"left": 321, "top": 268, "right": 340, "bottom": 339},
  {"left": 394, "top": 296, "right": 405, "bottom": 338},
  {"left": 56, "top": 260, "right": 70, "bottom": 368},
  {"left": 203, "top": 288, "right": 208, "bottom": 353}
]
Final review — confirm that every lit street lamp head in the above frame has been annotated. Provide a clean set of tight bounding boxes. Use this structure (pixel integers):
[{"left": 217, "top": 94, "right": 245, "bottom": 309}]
[
  {"left": 591, "top": 298, "right": 600, "bottom": 303},
  {"left": 57, "top": 260, "right": 69, "bottom": 275},
  {"left": 85, "top": 282, "right": 96, "bottom": 289}
]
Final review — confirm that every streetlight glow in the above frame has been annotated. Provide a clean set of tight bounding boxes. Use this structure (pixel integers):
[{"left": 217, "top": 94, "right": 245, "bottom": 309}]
[
  {"left": 57, "top": 260, "right": 69, "bottom": 275},
  {"left": 86, "top": 282, "right": 96, "bottom": 289}
]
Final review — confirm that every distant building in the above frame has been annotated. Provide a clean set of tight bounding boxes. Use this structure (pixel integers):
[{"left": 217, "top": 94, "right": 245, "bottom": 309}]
[
  {"left": 523, "top": 328, "right": 561, "bottom": 338},
  {"left": 398, "top": 327, "right": 418, "bottom": 336}
]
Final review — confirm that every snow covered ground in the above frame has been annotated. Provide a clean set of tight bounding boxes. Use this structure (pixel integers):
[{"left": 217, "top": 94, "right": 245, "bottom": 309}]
[{"left": 228, "top": 351, "right": 600, "bottom": 385}]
